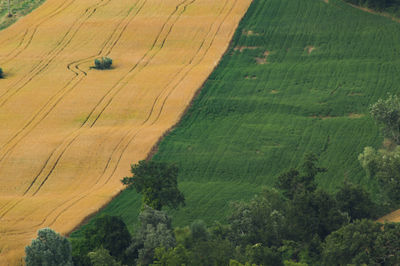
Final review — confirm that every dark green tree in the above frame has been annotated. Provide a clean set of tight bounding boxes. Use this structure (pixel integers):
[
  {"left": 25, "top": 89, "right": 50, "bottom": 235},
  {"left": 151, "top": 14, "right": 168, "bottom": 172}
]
[
  {"left": 244, "top": 244, "right": 283, "bottom": 266},
  {"left": 71, "top": 215, "right": 130, "bottom": 265},
  {"left": 188, "top": 238, "right": 236, "bottom": 266},
  {"left": 336, "top": 181, "right": 376, "bottom": 221},
  {"left": 70, "top": 237, "right": 92, "bottom": 266},
  {"left": 122, "top": 160, "right": 185, "bottom": 210},
  {"left": 288, "top": 190, "right": 348, "bottom": 242},
  {"left": 372, "top": 222, "right": 400, "bottom": 265},
  {"left": 93, "top": 57, "right": 113, "bottom": 70},
  {"left": 25, "top": 228, "right": 73, "bottom": 266},
  {"left": 322, "top": 220, "right": 400, "bottom": 265},
  {"left": 83, "top": 215, "right": 131, "bottom": 261},
  {"left": 276, "top": 153, "right": 326, "bottom": 199},
  {"left": 0, "top": 68, "right": 3, "bottom": 79}
]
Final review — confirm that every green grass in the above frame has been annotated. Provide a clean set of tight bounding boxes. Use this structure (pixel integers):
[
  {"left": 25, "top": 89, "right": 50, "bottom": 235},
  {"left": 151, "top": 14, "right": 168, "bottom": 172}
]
[
  {"left": 72, "top": 0, "right": 400, "bottom": 235},
  {"left": 0, "top": 0, "right": 46, "bottom": 31}
]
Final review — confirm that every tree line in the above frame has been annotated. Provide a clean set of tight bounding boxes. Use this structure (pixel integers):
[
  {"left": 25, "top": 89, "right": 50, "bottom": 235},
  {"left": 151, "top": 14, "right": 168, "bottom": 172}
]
[{"left": 24, "top": 95, "right": 400, "bottom": 265}]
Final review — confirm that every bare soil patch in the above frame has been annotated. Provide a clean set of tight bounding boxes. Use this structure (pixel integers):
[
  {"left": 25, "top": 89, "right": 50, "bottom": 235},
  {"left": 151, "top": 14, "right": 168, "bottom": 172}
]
[
  {"left": 234, "top": 46, "right": 259, "bottom": 52},
  {"left": 243, "top": 30, "right": 261, "bottom": 36},
  {"left": 305, "top": 46, "right": 316, "bottom": 54},
  {"left": 348, "top": 113, "right": 364, "bottom": 118},
  {"left": 255, "top": 50, "right": 270, "bottom": 64},
  {"left": 349, "top": 92, "right": 364, "bottom": 96}
]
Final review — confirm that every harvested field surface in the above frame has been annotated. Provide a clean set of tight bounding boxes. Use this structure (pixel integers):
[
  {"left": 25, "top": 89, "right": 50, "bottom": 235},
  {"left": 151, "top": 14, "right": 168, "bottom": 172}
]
[
  {"left": 0, "top": 0, "right": 251, "bottom": 263},
  {"left": 378, "top": 209, "right": 400, "bottom": 223},
  {"left": 81, "top": 0, "right": 400, "bottom": 234}
]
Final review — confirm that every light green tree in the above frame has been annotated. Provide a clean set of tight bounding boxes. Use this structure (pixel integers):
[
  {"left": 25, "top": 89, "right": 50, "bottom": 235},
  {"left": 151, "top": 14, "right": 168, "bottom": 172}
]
[
  {"left": 370, "top": 94, "right": 400, "bottom": 144},
  {"left": 359, "top": 146, "right": 400, "bottom": 204},
  {"left": 125, "top": 206, "right": 176, "bottom": 265},
  {"left": 88, "top": 247, "right": 121, "bottom": 266},
  {"left": 25, "top": 228, "right": 73, "bottom": 266}
]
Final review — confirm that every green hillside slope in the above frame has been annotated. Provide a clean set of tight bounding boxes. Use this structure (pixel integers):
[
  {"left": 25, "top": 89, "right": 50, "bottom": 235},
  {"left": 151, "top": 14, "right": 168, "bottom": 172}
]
[{"left": 74, "top": 0, "right": 400, "bottom": 232}]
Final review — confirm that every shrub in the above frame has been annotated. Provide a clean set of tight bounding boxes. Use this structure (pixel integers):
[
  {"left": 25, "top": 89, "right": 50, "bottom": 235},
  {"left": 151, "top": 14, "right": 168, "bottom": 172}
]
[
  {"left": 0, "top": 68, "right": 3, "bottom": 78},
  {"left": 93, "top": 57, "right": 113, "bottom": 70}
]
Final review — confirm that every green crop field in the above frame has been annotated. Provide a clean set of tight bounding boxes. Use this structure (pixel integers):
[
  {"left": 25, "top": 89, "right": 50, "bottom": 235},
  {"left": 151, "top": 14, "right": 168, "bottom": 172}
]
[{"left": 72, "top": 0, "right": 400, "bottom": 234}]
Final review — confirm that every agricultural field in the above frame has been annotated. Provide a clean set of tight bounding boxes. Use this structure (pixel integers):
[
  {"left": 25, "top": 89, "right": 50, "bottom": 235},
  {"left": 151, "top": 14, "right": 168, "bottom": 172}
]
[
  {"left": 84, "top": 0, "right": 400, "bottom": 233},
  {"left": 0, "top": 0, "right": 46, "bottom": 31},
  {"left": 0, "top": 0, "right": 251, "bottom": 263}
]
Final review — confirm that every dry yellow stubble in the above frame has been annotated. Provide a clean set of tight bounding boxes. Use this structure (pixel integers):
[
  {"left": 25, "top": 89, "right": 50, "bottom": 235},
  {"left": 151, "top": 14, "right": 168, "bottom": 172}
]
[
  {"left": 378, "top": 209, "right": 400, "bottom": 223},
  {"left": 0, "top": 0, "right": 252, "bottom": 263}
]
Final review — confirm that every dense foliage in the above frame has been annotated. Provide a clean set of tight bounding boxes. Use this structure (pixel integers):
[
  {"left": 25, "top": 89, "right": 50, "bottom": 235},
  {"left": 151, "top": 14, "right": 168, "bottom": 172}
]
[
  {"left": 359, "top": 145, "right": 400, "bottom": 204},
  {"left": 369, "top": 95, "right": 400, "bottom": 144},
  {"left": 88, "top": 247, "right": 121, "bottom": 266},
  {"left": 122, "top": 160, "right": 184, "bottom": 210},
  {"left": 62, "top": 153, "right": 400, "bottom": 265},
  {"left": 357, "top": 94, "right": 400, "bottom": 205},
  {"left": 71, "top": 215, "right": 131, "bottom": 265},
  {"left": 66, "top": 176, "right": 398, "bottom": 265},
  {"left": 322, "top": 220, "right": 400, "bottom": 265},
  {"left": 25, "top": 228, "right": 73, "bottom": 266}
]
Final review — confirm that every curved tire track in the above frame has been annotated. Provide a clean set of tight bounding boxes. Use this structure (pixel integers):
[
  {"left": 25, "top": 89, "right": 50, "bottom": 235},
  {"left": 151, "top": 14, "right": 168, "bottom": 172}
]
[
  {"left": 28, "top": 0, "right": 194, "bottom": 197},
  {"left": 0, "top": 0, "right": 111, "bottom": 108},
  {"left": 0, "top": 0, "right": 114, "bottom": 216},
  {"left": 0, "top": 0, "right": 76, "bottom": 66},
  {"left": 0, "top": 0, "right": 191, "bottom": 222},
  {"left": 36, "top": 0, "right": 237, "bottom": 230},
  {"left": 0, "top": 0, "right": 145, "bottom": 218}
]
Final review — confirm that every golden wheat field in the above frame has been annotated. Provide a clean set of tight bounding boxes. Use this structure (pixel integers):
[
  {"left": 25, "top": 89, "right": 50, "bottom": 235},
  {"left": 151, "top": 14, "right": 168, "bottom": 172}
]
[
  {"left": 379, "top": 209, "right": 400, "bottom": 223},
  {"left": 0, "top": 0, "right": 251, "bottom": 263}
]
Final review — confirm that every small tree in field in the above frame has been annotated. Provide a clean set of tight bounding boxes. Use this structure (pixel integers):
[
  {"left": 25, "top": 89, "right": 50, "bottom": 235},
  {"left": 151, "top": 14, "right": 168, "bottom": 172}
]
[
  {"left": 93, "top": 57, "right": 113, "bottom": 70},
  {"left": 25, "top": 228, "right": 73, "bottom": 266},
  {"left": 0, "top": 68, "right": 3, "bottom": 78},
  {"left": 121, "top": 160, "right": 185, "bottom": 210}
]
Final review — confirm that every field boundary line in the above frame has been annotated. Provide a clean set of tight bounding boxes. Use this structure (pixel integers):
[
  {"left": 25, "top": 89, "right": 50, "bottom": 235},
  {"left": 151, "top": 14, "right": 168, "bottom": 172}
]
[
  {"left": 48, "top": 0, "right": 239, "bottom": 231},
  {"left": 0, "top": 0, "right": 193, "bottom": 224},
  {"left": 0, "top": 0, "right": 145, "bottom": 193}
]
